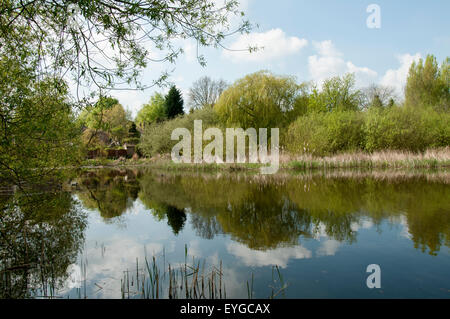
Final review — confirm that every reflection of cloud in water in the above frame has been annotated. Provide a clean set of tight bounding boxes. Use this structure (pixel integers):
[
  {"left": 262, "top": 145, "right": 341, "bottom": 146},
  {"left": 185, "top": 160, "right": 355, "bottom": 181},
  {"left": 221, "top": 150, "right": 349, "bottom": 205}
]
[
  {"left": 314, "top": 218, "right": 374, "bottom": 257},
  {"left": 187, "top": 239, "right": 203, "bottom": 258},
  {"left": 227, "top": 242, "right": 312, "bottom": 268},
  {"left": 350, "top": 219, "right": 374, "bottom": 232},
  {"left": 316, "top": 239, "right": 341, "bottom": 257},
  {"left": 127, "top": 198, "right": 147, "bottom": 216},
  {"left": 222, "top": 267, "right": 252, "bottom": 299},
  {"left": 65, "top": 264, "right": 82, "bottom": 289},
  {"left": 64, "top": 237, "right": 164, "bottom": 298},
  {"left": 393, "top": 215, "right": 412, "bottom": 240}
]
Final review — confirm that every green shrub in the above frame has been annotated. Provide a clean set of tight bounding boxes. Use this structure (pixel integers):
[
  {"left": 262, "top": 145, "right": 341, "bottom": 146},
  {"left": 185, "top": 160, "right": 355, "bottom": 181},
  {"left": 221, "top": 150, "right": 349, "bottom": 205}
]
[
  {"left": 284, "top": 111, "right": 365, "bottom": 156},
  {"left": 364, "top": 106, "right": 450, "bottom": 152},
  {"left": 285, "top": 105, "right": 449, "bottom": 156},
  {"left": 139, "top": 107, "right": 220, "bottom": 157}
]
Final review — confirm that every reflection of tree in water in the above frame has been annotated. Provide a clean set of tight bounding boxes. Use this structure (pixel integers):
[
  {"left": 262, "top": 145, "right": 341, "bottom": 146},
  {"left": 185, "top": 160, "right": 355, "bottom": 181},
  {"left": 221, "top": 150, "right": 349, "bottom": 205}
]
[
  {"left": 76, "top": 169, "right": 140, "bottom": 222},
  {"left": 0, "top": 192, "right": 87, "bottom": 298},
  {"left": 138, "top": 199, "right": 187, "bottom": 235},
  {"left": 136, "top": 171, "right": 450, "bottom": 254},
  {"left": 190, "top": 214, "right": 223, "bottom": 240},
  {"left": 137, "top": 173, "right": 348, "bottom": 249},
  {"left": 73, "top": 169, "right": 449, "bottom": 255},
  {"left": 216, "top": 188, "right": 317, "bottom": 249},
  {"left": 286, "top": 176, "right": 450, "bottom": 255},
  {"left": 166, "top": 206, "right": 186, "bottom": 235}
]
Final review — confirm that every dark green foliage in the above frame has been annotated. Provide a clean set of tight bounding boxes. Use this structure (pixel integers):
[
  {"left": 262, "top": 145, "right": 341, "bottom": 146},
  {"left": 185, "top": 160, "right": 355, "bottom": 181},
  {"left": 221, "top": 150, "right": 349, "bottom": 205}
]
[
  {"left": 129, "top": 123, "right": 140, "bottom": 136},
  {"left": 165, "top": 86, "right": 185, "bottom": 119},
  {"left": 166, "top": 206, "right": 187, "bottom": 235}
]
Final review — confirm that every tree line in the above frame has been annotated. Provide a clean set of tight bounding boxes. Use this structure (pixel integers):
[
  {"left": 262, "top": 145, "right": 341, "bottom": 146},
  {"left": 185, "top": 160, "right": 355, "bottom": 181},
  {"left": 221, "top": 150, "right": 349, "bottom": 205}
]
[
  {"left": 138, "top": 54, "right": 449, "bottom": 157},
  {"left": 1, "top": 1, "right": 448, "bottom": 186}
]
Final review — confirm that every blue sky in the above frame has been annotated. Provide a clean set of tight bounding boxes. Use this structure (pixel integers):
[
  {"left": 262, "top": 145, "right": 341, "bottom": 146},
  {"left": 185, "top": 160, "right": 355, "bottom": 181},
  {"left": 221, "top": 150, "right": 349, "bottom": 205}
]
[{"left": 109, "top": 0, "right": 450, "bottom": 117}]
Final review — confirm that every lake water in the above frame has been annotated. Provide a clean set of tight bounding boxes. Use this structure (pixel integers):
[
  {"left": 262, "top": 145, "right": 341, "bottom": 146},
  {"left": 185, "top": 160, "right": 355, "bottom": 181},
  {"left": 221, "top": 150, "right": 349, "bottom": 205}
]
[{"left": 1, "top": 168, "right": 449, "bottom": 299}]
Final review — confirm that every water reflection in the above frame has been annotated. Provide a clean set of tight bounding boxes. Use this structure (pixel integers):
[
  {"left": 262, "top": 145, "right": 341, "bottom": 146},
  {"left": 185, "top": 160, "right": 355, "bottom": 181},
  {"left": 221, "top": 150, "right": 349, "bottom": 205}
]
[
  {"left": 0, "top": 192, "right": 87, "bottom": 298},
  {"left": 1, "top": 168, "right": 449, "bottom": 298},
  {"left": 77, "top": 169, "right": 139, "bottom": 221},
  {"left": 74, "top": 169, "right": 450, "bottom": 255}
]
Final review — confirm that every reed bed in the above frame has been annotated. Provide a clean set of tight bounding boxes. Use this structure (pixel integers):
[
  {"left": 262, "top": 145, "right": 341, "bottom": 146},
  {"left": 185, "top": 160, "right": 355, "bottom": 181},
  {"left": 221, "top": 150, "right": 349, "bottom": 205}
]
[{"left": 286, "top": 148, "right": 450, "bottom": 170}]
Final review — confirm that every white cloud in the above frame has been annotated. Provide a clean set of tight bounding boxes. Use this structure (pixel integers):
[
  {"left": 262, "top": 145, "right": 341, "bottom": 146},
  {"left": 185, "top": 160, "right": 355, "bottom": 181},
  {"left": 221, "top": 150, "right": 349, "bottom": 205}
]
[
  {"left": 226, "top": 242, "right": 312, "bottom": 268},
  {"left": 223, "top": 28, "right": 308, "bottom": 62},
  {"left": 308, "top": 40, "right": 377, "bottom": 87},
  {"left": 110, "top": 90, "right": 147, "bottom": 119},
  {"left": 314, "top": 40, "right": 342, "bottom": 58},
  {"left": 380, "top": 53, "right": 422, "bottom": 97},
  {"left": 180, "top": 39, "right": 197, "bottom": 63},
  {"left": 350, "top": 219, "right": 374, "bottom": 232}
]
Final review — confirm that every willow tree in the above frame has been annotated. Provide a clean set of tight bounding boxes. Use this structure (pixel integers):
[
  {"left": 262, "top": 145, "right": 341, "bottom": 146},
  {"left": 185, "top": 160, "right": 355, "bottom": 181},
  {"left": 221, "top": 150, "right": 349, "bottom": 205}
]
[
  {"left": 0, "top": 192, "right": 87, "bottom": 298},
  {"left": 214, "top": 71, "right": 308, "bottom": 129}
]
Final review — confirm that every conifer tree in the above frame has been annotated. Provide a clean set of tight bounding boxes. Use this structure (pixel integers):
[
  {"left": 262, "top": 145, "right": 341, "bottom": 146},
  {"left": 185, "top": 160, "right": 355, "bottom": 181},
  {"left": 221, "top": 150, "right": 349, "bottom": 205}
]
[{"left": 165, "top": 86, "right": 185, "bottom": 119}]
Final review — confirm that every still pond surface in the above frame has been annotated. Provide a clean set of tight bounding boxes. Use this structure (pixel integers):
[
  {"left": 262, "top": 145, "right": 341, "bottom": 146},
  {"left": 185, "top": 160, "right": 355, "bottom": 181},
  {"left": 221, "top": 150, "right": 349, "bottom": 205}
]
[{"left": 1, "top": 168, "right": 449, "bottom": 298}]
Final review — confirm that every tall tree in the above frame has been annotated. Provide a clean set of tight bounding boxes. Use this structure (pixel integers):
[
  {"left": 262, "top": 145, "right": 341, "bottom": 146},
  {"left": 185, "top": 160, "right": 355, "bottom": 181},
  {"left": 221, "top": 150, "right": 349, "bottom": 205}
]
[
  {"left": 135, "top": 93, "right": 167, "bottom": 127},
  {"left": 188, "top": 76, "right": 228, "bottom": 110},
  {"left": 166, "top": 206, "right": 187, "bottom": 235},
  {"left": 165, "top": 86, "right": 185, "bottom": 119},
  {"left": 308, "top": 74, "right": 362, "bottom": 113},
  {"left": 405, "top": 55, "right": 449, "bottom": 111}
]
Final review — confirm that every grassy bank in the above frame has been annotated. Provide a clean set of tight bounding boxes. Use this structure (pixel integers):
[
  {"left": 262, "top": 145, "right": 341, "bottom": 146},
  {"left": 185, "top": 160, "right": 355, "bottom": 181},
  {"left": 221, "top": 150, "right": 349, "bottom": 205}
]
[{"left": 81, "top": 148, "right": 450, "bottom": 171}]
